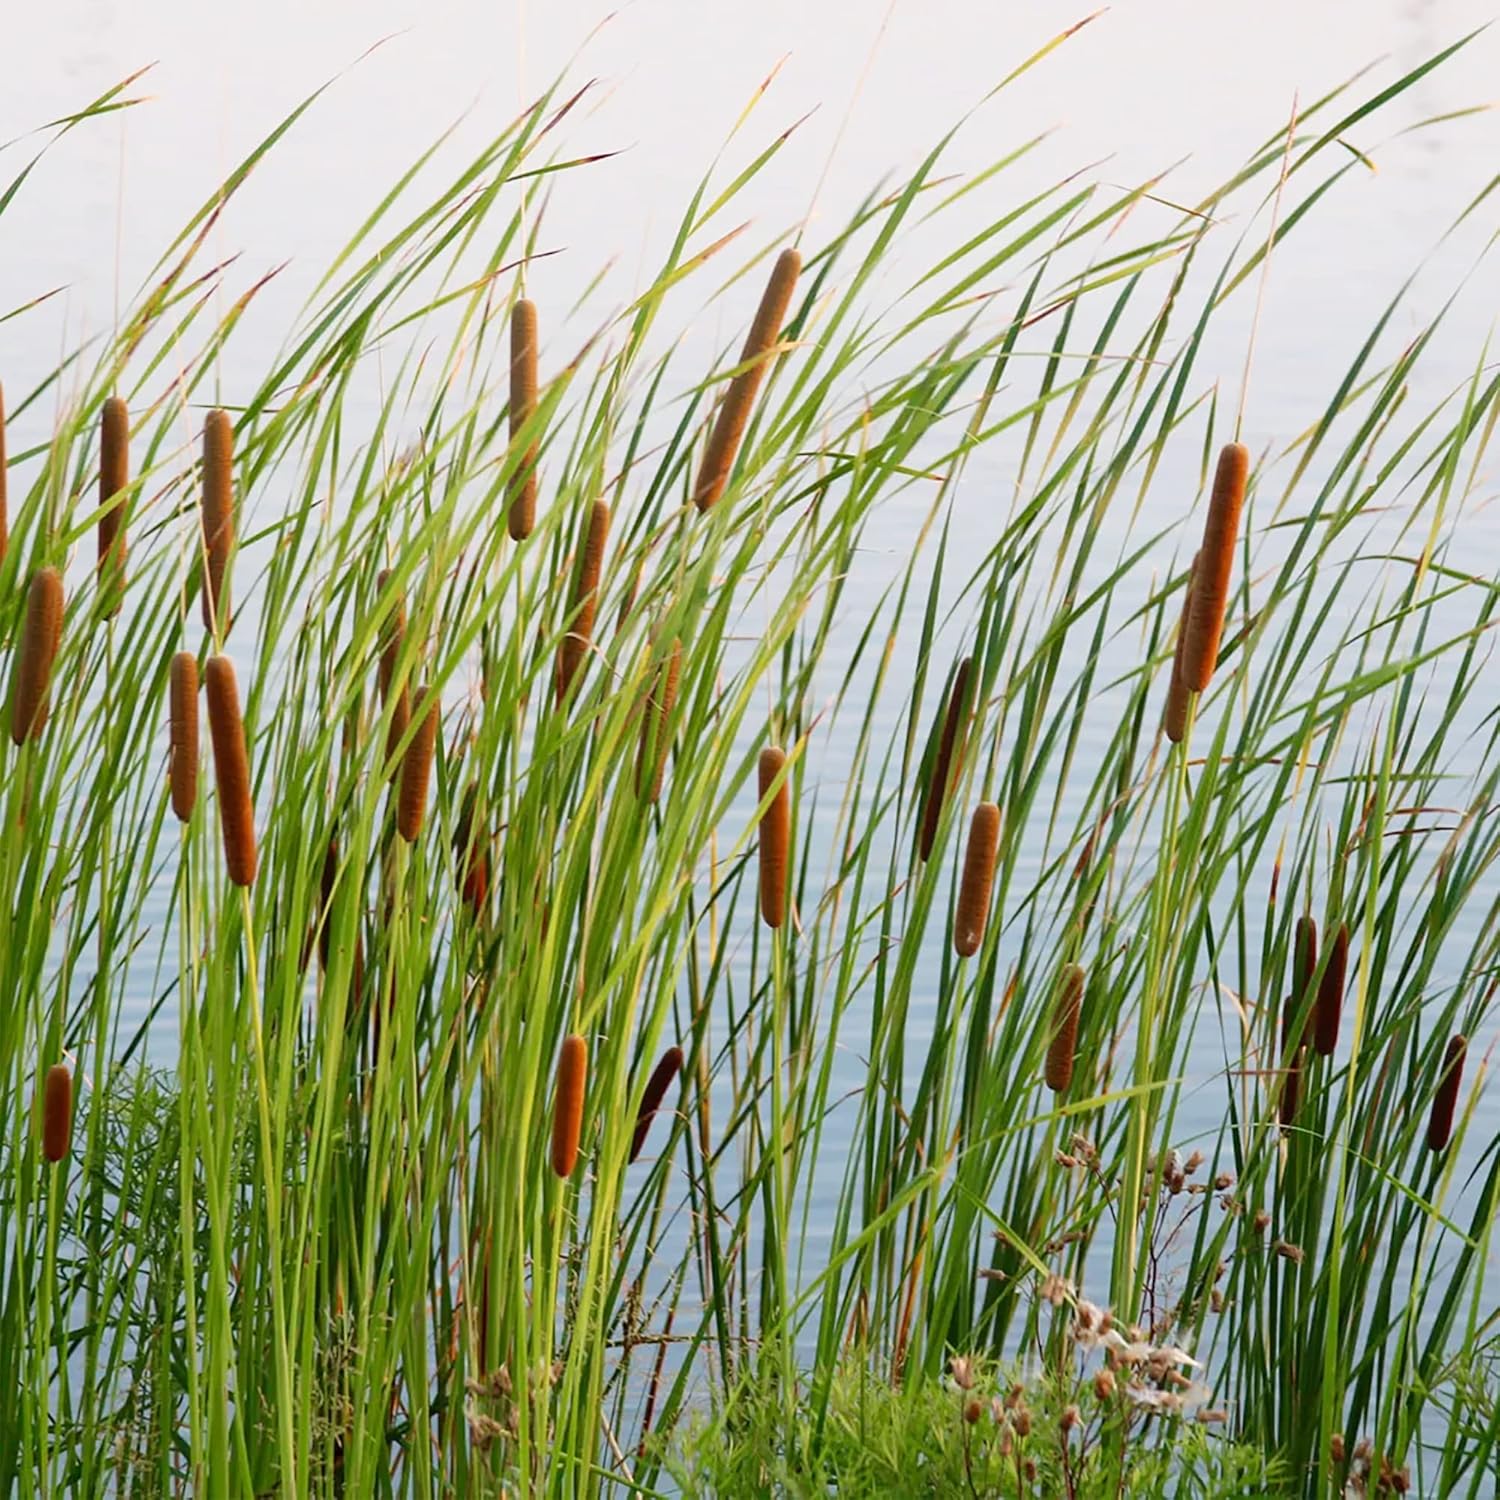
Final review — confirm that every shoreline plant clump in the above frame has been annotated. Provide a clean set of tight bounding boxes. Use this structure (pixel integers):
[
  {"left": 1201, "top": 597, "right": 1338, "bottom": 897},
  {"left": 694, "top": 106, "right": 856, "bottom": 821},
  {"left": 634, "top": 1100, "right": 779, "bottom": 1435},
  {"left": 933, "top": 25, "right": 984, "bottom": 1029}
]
[{"left": 2, "top": 22, "right": 1499, "bottom": 1498}]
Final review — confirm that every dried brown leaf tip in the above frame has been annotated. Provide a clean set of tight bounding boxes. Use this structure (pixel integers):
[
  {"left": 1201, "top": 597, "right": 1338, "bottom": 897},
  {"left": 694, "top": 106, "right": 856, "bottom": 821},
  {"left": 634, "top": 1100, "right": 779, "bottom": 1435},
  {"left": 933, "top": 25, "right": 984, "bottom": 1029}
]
[{"left": 10, "top": 567, "right": 64, "bottom": 745}]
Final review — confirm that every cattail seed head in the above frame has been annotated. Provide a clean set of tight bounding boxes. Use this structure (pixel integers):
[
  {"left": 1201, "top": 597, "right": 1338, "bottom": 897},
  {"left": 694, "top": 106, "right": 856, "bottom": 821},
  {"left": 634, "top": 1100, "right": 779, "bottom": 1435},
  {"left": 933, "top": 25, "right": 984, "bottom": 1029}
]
[
  {"left": 0, "top": 381, "right": 8, "bottom": 563},
  {"left": 919, "top": 656, "right": 972, "bottom": 860},
  {"left": 692, "top": 248, "right": 801, "bottom": 512},
  {"left": 1163, "top": 553, "right": 1198, "bottom": 744},
  {"left": 98, "top": 395, "right": 129, "bottom": 612},
  {"left": 1181, "top": 443, "right": 1249, "bottom": 692},
  {"left": 42, "top": 1063, "right": 72, "bottom": 1164},
  {"left": 630, "top": 1045, "right": 685, "bottom": 1164},
  {"left": 204, "top": 655, "right": 257, "bottom": 885},
  {"left": 1045, "top": 964, "right": 1085, "bottom": 1094},
  {"left": 200, "top": 408, "right": 235, "bottom": 632},
  {"left": 10, "top": 567, "right": 64, "bottom": 745},
  {"left": 454, "top": 784, "right": 490, "bottom": 917},
  {"left": 397, "top": 684, "right": 439, "bottom": 843},
  {"left": 551, "top": 1034, "right": 588, "bottom": 1177},
  {"left": 757, "top": 745, "right": 791, "bottom": 929},
  {"left": 953, "top": 801, "right": 1001, "bottom": 957},
  {"left": 637, "top": 637, "right": 682, "bottom": 802},
  {"left": 1427, "top": 1033, "right": 1466, "bottom": 1152},
  {"left": 556, "top": 500, "right": 611, "bottom": 703},
  {"left": 169, "top": 651, "right": 199, "bottom": 822},
  {"left": 508, "top": 298, "right": 539, "bottom": 541},
  {"left": 1314, "top": 922, "right": 1348, "bottom": 1057},
  {"left": 1294, "top": 915, "right": 1318, "bottom": 1003}
]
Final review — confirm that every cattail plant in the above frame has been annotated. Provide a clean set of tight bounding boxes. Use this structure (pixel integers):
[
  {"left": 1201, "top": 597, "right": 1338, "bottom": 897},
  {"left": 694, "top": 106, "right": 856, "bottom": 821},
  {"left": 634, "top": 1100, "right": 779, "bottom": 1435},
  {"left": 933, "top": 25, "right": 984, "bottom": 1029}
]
[
  {"left": 376, "top": 569, "right": 412, "bottom": 783},
  {"left": 169, "top": 651, "right": 199, "bottom": 822},
  {"left": 1181, "top": 442, "right": 1249, "bottom": 692},
  {"left": 0, "top": 381, "right": 8, "bottom": 563},
  {"left": 200, "top": 408, "right": 235, "bottom": 632},
  {"left": 953, "top": 801, "right": 1001, "bottom": 957},
  {"left": 204, "top": 655, "right": 257, "bottom": 886},
  {"left": 691, "top": 247, "right": 801, "bottom": 512},
  {"left": 636, "top": 637, "right": 682, "bottom": 802},
  {"left": 919, "top": 655, "right": 972, "bottom": 860},
  {"left": 97, "top": 395, "right": 129, "bottom": 612},
  {"left": 629, "top": 1046, "right": 684, "bottom": 1164},
  {"left": 397, "top": 685, "right": 439, "bottom": 843},
  {"left": 757, "top": 745, "right": 791, "bottom": 929},
  {"left": 1163, "top": 553, "right": 1198, "bottom": 744},
  {"left": 42, "top": 1063, "right": 72, "bottom": 1164},
  {"left": 508, "top": 297, "right": 539, "bottom": 540},
  {"left": 551, "top": 1034, "right": 588, "bottom": 1177},
  {"left": 1427, "top": 1033, "right": 1466, "bottom": 1152},
  {"left": 1045, "top": 964, "right": 1085, "bottom": 1093},
  {"left": 556, "top": 500, "right": 610, "bottom": 702},
  {"left": 1314, "top": 922, "right": 1348, "bottom": 1056},
  {"left": 454, "top": 784, "right": 490, "bottom": 917},
  {"left": 9, "top": 567, "right": 64, "bottom": 745}
]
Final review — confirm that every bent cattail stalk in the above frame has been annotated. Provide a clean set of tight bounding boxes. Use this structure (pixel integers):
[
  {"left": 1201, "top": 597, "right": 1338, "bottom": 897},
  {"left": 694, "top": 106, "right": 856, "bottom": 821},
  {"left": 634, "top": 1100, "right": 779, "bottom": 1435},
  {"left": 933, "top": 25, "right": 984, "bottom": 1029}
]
[
  {"left": 919, "top": 656, "right": 972, "bottom": 861},
  {"left": 556, "top": 500, "right": 611, "bottom": 703},
  {"left": 1163, "top": 553, "right": 1199, "bottom": 745},
  {"left": 201, "top": 409, "right": 235, "bottom": 631},
  {"left": 10, "top": 567, "right": 64, "bottom": 745},
  {"left": 0, "top": 381, "right": 8, "bottom": 562},
  {"left": 98, "top": 395, "right": 129, "bottom": 611},
  {"left": 630, "top": 1045, "right": 685, "bottom": 1164},
  {"left": 1427, "top": 1033, "right": 1466, "bottom": 1152},
  {"left": 551, "top": 1034, "right": 588, "bottom": 1177},
  {"left": 691, "top": 247, "right": 801, "bottom": 512},
  {"left": 1046, "top": 964, "right": 1085, "bottom": 1094},
  {"left": 204, "top": 655, "right": 257, "bottom": 886},
  {"left": 1181, "top": 443, "right": 1249, "bottom": 692},
  {"left": 637, "top": 637, "right": 682, "bottom": 802},
  {"left": 1314, "top": 922, "right": 1348, "bottom": 1057},
  {"left": 169, "top": 651, "right": 199, "bottom": 822},
  {"left": 508, "top": 298, "right": 539, "bottom": 541},
  {"left": 953, "top": 801, "right": 1001, "bottom": 957},
  {"left": 397, "top": 685, "right": 439, "bottom": 843},
  {"left": 43, "top": 1063, "right": 72, "bottom": 1164},
  {"left": 758, "top": 746, "right": 791, "bottom": 929}
]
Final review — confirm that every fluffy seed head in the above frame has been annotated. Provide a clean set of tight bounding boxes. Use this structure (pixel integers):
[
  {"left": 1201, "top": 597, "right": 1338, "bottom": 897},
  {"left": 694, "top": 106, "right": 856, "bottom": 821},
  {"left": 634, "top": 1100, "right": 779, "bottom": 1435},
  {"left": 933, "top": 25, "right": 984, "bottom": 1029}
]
[
  {"left": 637, "top": 637, "right": 682, "bottom": 802},
  {"left": 10, "top": 567, "right": 64, "bottom": 745},
  {"left": 692, "top": 247, "right": 801, "bottom": 512},
  {"left": 169, "top": 651, "right": 199, "bottom": 822},
  {"left": 397, "top": 685, "right": 439, "bottom": 843},
  {"left": 758, "top": 746, "right": 791, "bottom": 929},
  {"left": 953, "top": 801, "right": 1001, "bottom": 957},
  {"left": 551, "top": 1034, "right": 588, "bottom": 1177},
  {"left": 98, "top": 395, "right": 129, "bottom": 612},
  {"left": 1181, "top": 443, "right": 1249, "bottom": 692},
  {"left": 1163, "top": 553, "right": 1199, "bottom": 744},
  {"left": 42, "top": 1063, "right": 72, "bottom": 1164},
  {"left": 919, "top": 656, "right": 972, "bottom": 861},
  {"left": 508, "top": 298, "right": 539, "bottom": 541},
  {"left": 1045, "top": 964, "right": 1085, "bottom": 1094},
  {"left": 200, "top": 408, "right": 235, "bottom": 631},
  {"left": 204, "top": 655, "right": 257, "bottom": 886},
  {"left": 556, "top": 500, "right": 611, "bottom": 703},
  {"left": 1314, "top": 922, "right": 1348, "bottom": 1057},
  {"left": 1427, "top": 1033, "right": 1466, "bottom": 1152},
  {"left": 630, "top": 1045, "right": 685, "bottom": 1164}
]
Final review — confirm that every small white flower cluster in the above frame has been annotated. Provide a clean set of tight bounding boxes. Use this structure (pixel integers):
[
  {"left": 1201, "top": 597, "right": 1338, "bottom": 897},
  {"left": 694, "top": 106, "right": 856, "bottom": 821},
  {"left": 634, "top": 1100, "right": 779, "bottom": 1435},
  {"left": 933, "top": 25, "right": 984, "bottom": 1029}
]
[{"left": 1066, "top": 1292, "right": 1222, "bottom": 1420}]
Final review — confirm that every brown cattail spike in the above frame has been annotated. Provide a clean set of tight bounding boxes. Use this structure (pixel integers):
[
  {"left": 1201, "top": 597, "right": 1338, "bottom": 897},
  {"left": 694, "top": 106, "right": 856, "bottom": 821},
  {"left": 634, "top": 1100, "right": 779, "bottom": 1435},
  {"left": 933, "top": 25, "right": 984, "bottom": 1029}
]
[
  {"left": 630, "top": 1045, "right": 685, "bottom": 1164},
  {"left": 1045, "top": 964, "right": 1085, "bottom": 1094},
  {"left": 0, "top": 382, "right": 8, "bottom": 563},
  {"left": 508, "top": 298, "right": 539, "bottom": 541},
  {"left": 204, "top": 655, "right": 257, "bottom": 886},
  {"left": 1182, "top": 443, "right": 1249, "bottom": 692},
  {"left": 692, "top": 248, "right": 801, "bottom": 512},
  {"left": 169, "top": 651, "right": 199, "bottom": 822},
  {"left": 919, "top": 656, "right": 972, "bottom": 861},
  {"left": 201, "top": 409, "right": 235, "bottom": 631},
  {"left": 397, "top": 685, "right": 439, "bottom": 843},
  {"left": 42, "top": 1063, "right": 72, "bottom": 1164},
  {"left": 1163, "top": 553, "right": 1199, "bottom": 744},
  {"left": 556, "top": 500, "right": 611, "bottom": 702},
  {"left": 551, "top": 1034, "right": 588, "bottom": 1177},
  {"left": 98, "top": 395, "right": 129, "bottom": 612},
  {"left": 1314, "top": 922, "right": 1348, "bottom": 1057},
  {"left": 758, "top": 746, "right": 791, "bottom": 929},
  {"left": 637, "top": 637, "right": 682, "bottom": 802},
  {"left": 1279, "top": 915, "right": 1318, "bottom": 1126},
  {"left": 10, "top": 567, "right": 64, "bottom": 745},
  {"left": 454, "top": 785, "right": 490, "bottom": 917},
  {"left": 1427, "top": 1033, "right": 1466, "bottom": 1152},
  {"left": 953, "top": 802, "right": 1001, "bottom": 957}
]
